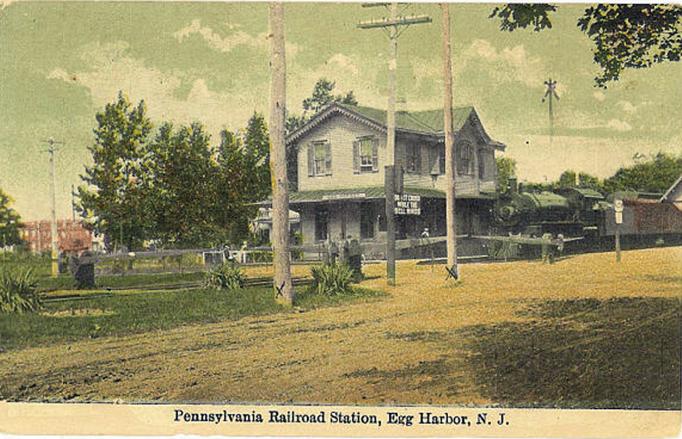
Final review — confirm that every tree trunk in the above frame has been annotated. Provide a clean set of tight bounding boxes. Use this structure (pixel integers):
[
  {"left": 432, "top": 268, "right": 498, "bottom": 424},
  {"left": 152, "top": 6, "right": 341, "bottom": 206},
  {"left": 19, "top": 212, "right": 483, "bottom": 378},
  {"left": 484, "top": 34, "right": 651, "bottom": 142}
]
[
  {"left": 442, "top": 3, "right": 459, "bottom": 279},
  {"left": 268, "top": 2, "right": 294, "bottom": 305}
]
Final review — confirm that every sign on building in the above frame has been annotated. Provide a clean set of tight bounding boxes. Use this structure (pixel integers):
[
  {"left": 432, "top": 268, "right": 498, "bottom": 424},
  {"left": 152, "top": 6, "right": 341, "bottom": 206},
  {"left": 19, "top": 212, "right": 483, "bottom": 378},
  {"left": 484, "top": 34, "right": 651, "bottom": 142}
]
[{"left": 394, "top": 193, "right": 421, "bottom": 215}]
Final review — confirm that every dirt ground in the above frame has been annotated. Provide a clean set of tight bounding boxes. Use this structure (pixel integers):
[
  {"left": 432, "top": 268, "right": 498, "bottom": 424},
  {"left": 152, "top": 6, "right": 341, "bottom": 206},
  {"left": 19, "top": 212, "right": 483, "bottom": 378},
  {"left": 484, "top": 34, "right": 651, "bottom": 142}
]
[{"left": 1, "top": 247, "right": 680, "bottom": 407}]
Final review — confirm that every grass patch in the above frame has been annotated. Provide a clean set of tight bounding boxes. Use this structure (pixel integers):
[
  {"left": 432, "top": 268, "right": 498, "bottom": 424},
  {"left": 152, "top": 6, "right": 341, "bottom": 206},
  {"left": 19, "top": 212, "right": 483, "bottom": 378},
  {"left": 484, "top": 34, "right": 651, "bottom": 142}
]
[
  {"left": 0, "top": 285, "right": 383, "bottom": 351},
  {"left": 38, "top": 271, "right": 206, "bottom": 292}
]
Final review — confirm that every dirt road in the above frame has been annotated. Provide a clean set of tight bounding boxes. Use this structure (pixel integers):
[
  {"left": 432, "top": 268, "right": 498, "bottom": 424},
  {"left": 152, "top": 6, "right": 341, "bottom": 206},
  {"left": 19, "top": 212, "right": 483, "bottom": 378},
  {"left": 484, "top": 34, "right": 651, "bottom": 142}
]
[{"left": 1, "top": 247, "right": 680, "bottom": 407}]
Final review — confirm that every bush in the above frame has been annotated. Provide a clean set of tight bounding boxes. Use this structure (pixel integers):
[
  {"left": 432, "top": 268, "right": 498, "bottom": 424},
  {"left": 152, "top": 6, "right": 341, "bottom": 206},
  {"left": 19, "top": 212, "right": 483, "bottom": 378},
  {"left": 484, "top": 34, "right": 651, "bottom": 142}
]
[
  {"left": 310, "top": 263, "right": 354, "bottom": 296},
  {"left": 204, "top": 262, "right": 246, "bottom": 290},
  {"left": 0, "top": 269, "right": 41, "bottom": 313}
]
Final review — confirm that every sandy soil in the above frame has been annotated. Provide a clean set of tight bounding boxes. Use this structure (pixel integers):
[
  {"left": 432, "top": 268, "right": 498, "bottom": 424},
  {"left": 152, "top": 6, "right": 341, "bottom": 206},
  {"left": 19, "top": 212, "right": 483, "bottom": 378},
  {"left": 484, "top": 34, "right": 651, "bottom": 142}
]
[{"left": 1, "top": 247, "right": 680, "bottom": 405}]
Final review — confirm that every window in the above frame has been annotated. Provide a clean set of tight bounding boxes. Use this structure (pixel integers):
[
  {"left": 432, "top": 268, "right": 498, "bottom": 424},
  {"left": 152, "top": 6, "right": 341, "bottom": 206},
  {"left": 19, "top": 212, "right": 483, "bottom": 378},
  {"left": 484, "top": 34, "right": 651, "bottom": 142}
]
[
  {"left": 430, "top": 145, "right": 445, "bottom": 175},
  {"left": 478, "top": 149, "right": 485, "bottom": 179},
  {"left": 308, "top": 141, "right": 331, "bottom": 177},
  {"left": 406, "top": 144, "right": 420, "bottom": 173},
  {"left": 354, "top": 137, "right": 378, "bottom": 173},
  {"left": 360, "top": 204, "right": 376, "bottom": 239},
  {"left": 314, "top": 208, "right": 328, "bottom": 241},
  {"left": 458, "top": 141, "right": 473, "bottom": 175}
]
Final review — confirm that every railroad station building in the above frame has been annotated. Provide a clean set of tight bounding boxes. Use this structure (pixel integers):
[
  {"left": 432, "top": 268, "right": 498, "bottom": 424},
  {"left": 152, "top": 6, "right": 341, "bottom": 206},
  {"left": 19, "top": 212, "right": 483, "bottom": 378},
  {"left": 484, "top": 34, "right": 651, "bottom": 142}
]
[{"left": 272, "top": 102, "right": 505, "bottom": 258}]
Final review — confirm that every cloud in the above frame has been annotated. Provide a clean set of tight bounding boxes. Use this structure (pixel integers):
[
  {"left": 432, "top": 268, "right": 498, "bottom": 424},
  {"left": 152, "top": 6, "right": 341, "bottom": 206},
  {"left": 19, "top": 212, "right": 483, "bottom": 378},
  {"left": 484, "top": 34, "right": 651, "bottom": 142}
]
[
  {"left": 463, "top": 39, "right": 549, "bottom": 89},
  {"left": 174, "top": 19, "right": 267, "bottom": 53},
  {"left": 46, "top": 41, "right": 268, "bottom": 137},
  {"left": 606, "top": 119, "right": 633, "bottom": 132},
  {"left": 593, "top": 91, "right": 606, "bottom": 102},
  {"left": 617, "top": 100, "right": 637, "bottom": 114},
  {"left": 173, "top": 19, "right": 300, "bottom": 58}
]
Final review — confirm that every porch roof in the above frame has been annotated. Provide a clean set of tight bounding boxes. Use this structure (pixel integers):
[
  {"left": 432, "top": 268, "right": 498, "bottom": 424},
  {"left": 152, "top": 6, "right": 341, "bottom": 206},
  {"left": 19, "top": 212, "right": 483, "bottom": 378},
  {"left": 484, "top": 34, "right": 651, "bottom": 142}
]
[{"left": 259, "top": 186, "right": 496, "bottom": 205}]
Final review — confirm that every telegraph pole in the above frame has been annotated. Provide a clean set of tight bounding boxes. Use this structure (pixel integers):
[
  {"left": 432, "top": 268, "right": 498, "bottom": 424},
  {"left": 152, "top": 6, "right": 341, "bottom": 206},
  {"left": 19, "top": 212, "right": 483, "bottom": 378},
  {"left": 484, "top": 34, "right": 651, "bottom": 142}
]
[
  {"left": 441, "top": 3, "right": 458, "bottom": 280},
  {"left": 358, "top": 3, "right": 431, "bottom": 286},
  {"left": 269, "top": 2, "right": 294, "bottom": 305},
  {"left": 45, "top": 137, "right": 63, "bottom": 277}
]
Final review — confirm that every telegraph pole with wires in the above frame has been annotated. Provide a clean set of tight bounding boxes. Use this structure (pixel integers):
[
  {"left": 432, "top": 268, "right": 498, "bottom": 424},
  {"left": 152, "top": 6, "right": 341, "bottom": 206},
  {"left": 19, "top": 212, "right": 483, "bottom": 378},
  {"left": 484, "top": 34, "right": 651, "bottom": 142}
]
[
  {"left": 358, "top": 3, "right": 431, "bottom": 286},
  {"left": 542, "top": 78, "right": 559, "bottom": 143},
  {"left": 44, "top": 137, "right": 64, "bottom": 277}
]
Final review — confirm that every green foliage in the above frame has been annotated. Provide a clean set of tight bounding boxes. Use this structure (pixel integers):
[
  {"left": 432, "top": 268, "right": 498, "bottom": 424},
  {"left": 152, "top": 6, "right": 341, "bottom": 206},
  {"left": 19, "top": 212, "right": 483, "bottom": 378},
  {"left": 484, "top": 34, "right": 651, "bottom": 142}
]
[
  {"left": 603, "top": 152, "right": 682, "bottom": 194},
  {"left": 578, "top": 5, "right": 682, "bottom": 87},
  {"left": 578, "top": 172, "right": 603, "bottom": 192},
  {"left": 558, "top": 170, "right": 578, "bottom": 188},
  {"left": 78, "top": 92, "right": 154, "bottom": 251},
  {"left": 310, "top": 263, "right": 354, "bottom": 296},
  {"left": 146, "top": 121, "right": 220, "bottom": 247},
  {"left": 286, "top": 78, "right": 358, "bottom": 134},
  {"left": 204, "top": 262, "right": 246, "bottom": 290},
  {"left": 496, "top": 157, "right": 517, "bottom": 192},
  {"left": 490, "top": 4, "right": 682, "bottom": 87},
  {"left": 0, "top": 188, "right": 23, "bottom": 247},
  {"left": 489, "top": 4, "right": 557, "bottom": 32},
  {"left": 213, "top": 116, "right": 270, "bottom": 244},
  {"left": 0, "top": 269, "right": 41, "bottom": 314}
]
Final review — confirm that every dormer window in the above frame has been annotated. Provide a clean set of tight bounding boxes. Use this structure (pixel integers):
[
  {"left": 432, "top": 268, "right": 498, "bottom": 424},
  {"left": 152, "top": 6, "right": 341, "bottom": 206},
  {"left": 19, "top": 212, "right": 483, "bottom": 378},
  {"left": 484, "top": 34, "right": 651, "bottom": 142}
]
[
  {"left": 458, "top": 141, "right": 473, "bottom": 175},
  {"left": 353, "top": 136, "right": 378, "bottom": 173},
  {"left": 406, "top": 144, "right": 421, "bottom": 174}
]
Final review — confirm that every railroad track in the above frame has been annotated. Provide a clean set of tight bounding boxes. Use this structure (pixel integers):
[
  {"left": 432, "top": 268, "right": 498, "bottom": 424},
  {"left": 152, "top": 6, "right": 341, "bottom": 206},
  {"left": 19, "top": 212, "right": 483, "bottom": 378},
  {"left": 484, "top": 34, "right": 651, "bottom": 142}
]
[{"left": 42, "top": 276, "right": 313, "bottom": 303}]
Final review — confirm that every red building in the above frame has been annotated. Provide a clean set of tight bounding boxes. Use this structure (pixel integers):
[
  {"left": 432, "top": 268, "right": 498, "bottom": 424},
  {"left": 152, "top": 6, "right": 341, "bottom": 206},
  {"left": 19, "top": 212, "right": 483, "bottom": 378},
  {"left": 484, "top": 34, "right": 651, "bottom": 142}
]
[{"left": 20, "top": 219, "right": 93, "bottom": 253}]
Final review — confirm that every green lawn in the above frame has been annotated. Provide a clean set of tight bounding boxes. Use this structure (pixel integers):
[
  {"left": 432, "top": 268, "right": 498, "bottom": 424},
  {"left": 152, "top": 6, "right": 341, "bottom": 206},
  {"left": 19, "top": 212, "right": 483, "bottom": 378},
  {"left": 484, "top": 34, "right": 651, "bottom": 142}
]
[
  {"left": 38, "top": 271, "right": 206, "bottom": 292},
  {"left": 0, "top": 286, "right": 384, "bottom": 351}
]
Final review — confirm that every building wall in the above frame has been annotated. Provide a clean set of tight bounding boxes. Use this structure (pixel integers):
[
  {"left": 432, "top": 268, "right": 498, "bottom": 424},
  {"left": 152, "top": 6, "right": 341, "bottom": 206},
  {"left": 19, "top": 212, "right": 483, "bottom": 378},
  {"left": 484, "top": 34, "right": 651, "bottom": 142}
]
[
  {"left": 295, "top": 113, "right": 498, "bottom": 196},
  {"left": 20, "top": 219, "right": 93, "bottom": 253},
  {"left": 296, "top": 115, "right": 387, "bottom": 191}
]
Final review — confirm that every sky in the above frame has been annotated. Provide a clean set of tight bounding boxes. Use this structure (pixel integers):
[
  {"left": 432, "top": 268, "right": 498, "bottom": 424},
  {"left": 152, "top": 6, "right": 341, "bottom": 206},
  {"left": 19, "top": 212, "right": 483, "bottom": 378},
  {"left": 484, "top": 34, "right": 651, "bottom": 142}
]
[{"left": 1, "top": 2, "right": 680, "bottom": 221}]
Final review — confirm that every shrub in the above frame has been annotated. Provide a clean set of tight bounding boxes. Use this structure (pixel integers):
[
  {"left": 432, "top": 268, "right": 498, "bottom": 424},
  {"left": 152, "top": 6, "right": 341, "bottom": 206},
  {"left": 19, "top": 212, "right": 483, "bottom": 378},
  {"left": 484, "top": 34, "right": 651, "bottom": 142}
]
[
  {"left": 0, "top": 269, "right": 41, "bottom": 313},
  {"left": 204, "top": 262, "right": 246, "bottom": 290},
  {"left": 310, "top": 263, "right": 354, "bottom": 296}
]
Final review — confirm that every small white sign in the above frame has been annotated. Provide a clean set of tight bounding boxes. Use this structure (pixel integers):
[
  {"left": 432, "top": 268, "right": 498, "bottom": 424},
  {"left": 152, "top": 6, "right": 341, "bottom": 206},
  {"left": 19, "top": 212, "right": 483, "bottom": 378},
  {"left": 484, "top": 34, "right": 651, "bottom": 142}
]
[
  {"left": 394, "top": 193, "right": 421, "bottom": 215},
  {"left": 614, "top": 199, "right": 624, "bottom": 213},
  {"left": 615, "top": 211, "right": 623, "bottom": 225}
]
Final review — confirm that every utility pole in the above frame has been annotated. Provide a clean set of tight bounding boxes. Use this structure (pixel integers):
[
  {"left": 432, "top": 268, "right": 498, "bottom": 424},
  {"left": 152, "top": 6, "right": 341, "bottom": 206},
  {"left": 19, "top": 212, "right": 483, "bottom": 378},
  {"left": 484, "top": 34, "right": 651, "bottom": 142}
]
[
  {"left": 441, "top": 3, "right": 458, "bottom": 280},
  {"left": 269, "top": 2, "right": 294, "bottom": 305},
  {"left": 45, "top": 137, "right": 63, "bottom": 277},
  {"left": 358, "top": 3, "right": 431, "bottom": 286},
  {"left": 542, "top": 78, "right": 559, "bottom": 144}
]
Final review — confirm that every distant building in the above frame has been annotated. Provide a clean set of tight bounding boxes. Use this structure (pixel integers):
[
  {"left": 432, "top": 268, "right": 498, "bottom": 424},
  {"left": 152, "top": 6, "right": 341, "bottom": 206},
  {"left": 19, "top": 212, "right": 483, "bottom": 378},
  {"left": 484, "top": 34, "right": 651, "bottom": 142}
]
[
  {"left": 20, "top": 219, "right": 93, "bottom": 254},
  {"left": 262, "top": 102, "right": 505, "bottom": 257}
]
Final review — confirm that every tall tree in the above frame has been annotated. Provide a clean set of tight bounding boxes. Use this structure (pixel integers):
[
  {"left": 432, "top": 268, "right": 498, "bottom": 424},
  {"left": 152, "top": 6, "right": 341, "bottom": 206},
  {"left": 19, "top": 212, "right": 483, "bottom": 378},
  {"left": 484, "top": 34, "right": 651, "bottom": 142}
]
[
  {"left": 269, "top": 2, "right": 294, "bottom": 306},
  {"left": 0, "top": 189, "right": 23, "bottom": 247},
  {"left": 286, "top": 78, "right": 358, "bottom": 134},
  {"left": 213, "top": 129, "right": 260, "bottom": 244},
  {"left": 78, "top": 92, "right": 153, "bottom": 251},
  {"left": 243, "top": 112, "right": 272, "bottom": 202},
  {"left": 490, "top": 4, "right": 682, "bottom": 87},
  {"left": 147, "top": 121, "right": 219, "bottom": 247}
]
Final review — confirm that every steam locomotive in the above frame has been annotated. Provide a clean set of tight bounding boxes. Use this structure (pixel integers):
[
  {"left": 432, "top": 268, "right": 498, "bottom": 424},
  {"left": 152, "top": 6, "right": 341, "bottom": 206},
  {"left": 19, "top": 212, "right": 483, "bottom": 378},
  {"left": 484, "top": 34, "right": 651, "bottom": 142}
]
[{"left": 488, "top": 179, "right": 682, "bottom": 253}]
